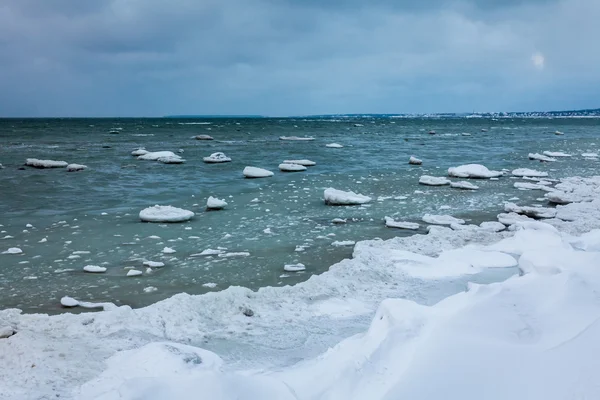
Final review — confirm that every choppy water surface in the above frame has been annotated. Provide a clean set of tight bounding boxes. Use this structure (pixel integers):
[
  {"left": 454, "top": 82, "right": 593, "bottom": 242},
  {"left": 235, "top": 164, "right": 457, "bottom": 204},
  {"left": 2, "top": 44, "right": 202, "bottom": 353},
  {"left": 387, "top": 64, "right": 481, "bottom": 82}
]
[{"left": 0, "top": 117, "right": 598, "bottom": 312}]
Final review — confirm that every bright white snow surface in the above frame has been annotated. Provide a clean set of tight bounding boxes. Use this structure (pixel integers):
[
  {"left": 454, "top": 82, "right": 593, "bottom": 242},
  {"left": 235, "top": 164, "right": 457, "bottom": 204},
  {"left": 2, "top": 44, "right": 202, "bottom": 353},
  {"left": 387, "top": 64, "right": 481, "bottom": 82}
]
[
  {"left": 25, "top": 158, "right": 68, "bottom": 168},
  {"left": 4, "top": 177, "right": 600, "bottom": 399},
  {"left": 324, "top": 188, "right": 371, "bottom": 205},
  {"left": 139, "top": 205, "right": 195, "bottom": 223},
  {"left": 243, "top": 167, "right": 274, "bottom": 178},
  {"left": 447, "top": 164, "right": 502, "bottom": 179}
]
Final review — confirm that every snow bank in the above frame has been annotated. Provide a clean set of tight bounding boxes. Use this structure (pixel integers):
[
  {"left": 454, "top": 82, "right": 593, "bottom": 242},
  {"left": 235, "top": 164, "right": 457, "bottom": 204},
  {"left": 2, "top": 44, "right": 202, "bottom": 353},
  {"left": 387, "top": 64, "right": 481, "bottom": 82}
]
[
  {"left": 139, "top": 205, "right": 195, "bottom": 223},
  {"left": 324, "top": 188, "right": 371, "bottom": 205},
  {"left": 512, "top": 168, "right": 548, "bottom": 177},
  {"left": 66, "top": 163, "right": 87, "bottom": 172},
  {"left": 283, "top": 159, "right": 316, "bottom": 166},
  {"left": 447, "top": 164, "right": 502, "bottom": 179},
  {"left": 206, "top": 196, "right": 227, "bottom": 210},
  {"left": 25, "top": 158, "right": 68, "bottom": 168},
  {"left": 384, "top": 217, "right": 419, "bottom": 230},
  {"left": 450, "top": 181, "right": 479, "bottom": 190},
  {"left": 203, "top": 152, "right": 231, "bottom": 163},
  {"left": 243, "top": 167, "right": 274, "bottom": 178},
  {"left": 279, "top": 163, "right": 307, "bottom": 172},
  {"left": 418, "top": 176, "right": 450, "bottom": 186}
]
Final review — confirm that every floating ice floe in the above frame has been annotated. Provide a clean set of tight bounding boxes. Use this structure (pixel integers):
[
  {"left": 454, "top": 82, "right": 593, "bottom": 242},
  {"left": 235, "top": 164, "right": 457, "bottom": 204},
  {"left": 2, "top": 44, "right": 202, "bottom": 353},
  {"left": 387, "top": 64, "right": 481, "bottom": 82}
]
[
  {"left": 543, "top": 151, "right": 571, "bottom": 157},
  {"left": 279, "top": 163, "right": 307, "bottom": 172},
  {"left": 332, "top": 218, "right": 347, "bottom": 224},
  {"left": 139, "top": 205, "right": 194, "bottom": 223},
  {"left": 279, "top": 136, "right": 315, "bottom": 141},
  {"left": 131, "top": 148, "right": 148, "bottom": 156},
  {"left": 243, "top": 166, "right": 274, "bottom": 178},
  {"left": 137, "top": 151, "right": 185, "bottom": 164},
  {"left": 325, "top": 143, "right": 344, "bottom": 148},
  {"left": 284, "top": 263, "right": 306, "bottom": 272},
  {"left": 408, "top": 156, "right": 422, "bottom": 165},
  {"left": 203, "top": 152, "right": 231, "bottom": 163},
  {"left": 66, "top": 164, "right": 87, "bottom": 172},
  {"left": 206, "top": 196, "right": 227, "bottom": 210},
  {"left": 158, "top": 156, "right": 185, "bottom": 164},
  {"left": 83, "top": 265, "right": 106, "bottom": 273},
  {"left": 554, "top": 130, "right": 564, "bottom": 135},
  {"left": 332, "top": 240, "right": 355, "bottom": 247},
  {"left": 419, "top": 176, "right": 450, "bottom": 186},
  {"left": 447, "top": 164, "right": 502, "bottom": 179},
  {"left": 25, "top": 158, "right": 68, "bottom": 168},
  {"left": 218, "top": 252, "right": 250, "bottom": 258},
  {"left": 384, "top": 217, "right": 420, "bottom": 230},
  {"left": 143, "top": 261, "right": 164, "bottom": 268},
  {"left": 162, "top": 247, "right": 176, "bottom": 254},
  {"left": 1, "top": 247, "right": 22, "bottom": 255},
  {"left": 283, "top": 159, "right": 316, "bottom": 166},
  {"left": 479, "top": 221, "right": 506, "bottom": 232},
  {"left": 504, "top": 202, "right": 557, "bottom": 219},
  {"left": 324, "top": 188, "right": 371, "bottom": 205},
  {"left": 582, "top": 153, "right": 598, "bottom": 158},
  {"left": 195, "top": 135, "right": 214, "bottom": 140},
  {"left": 528, "top": 153, "right": 556, "bottom": 162},
  {"left": 514, "top": 182, "right": 550, "bottom": 191},
  {"left": 422, "top": 214, "right": 465, "bottom": 225},
  {"left": 127, "top": 270, "right": 143, "bottom": 277},
  {"left": 512, "top": 168, "right": 548, "bottom": 178},
  {"left": 60, "top": 296, "right": 117, "bottom": 310},
  {"left": 450, "top": 181, "right": 479, "bottom": 190}
]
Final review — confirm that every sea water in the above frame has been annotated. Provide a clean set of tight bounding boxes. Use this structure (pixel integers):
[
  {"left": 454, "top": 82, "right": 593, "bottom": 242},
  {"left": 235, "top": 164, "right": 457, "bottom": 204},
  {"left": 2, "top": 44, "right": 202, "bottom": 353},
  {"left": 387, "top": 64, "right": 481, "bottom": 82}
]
[{"left": 0, "top": 117, "right": 598, "bottom": 312}]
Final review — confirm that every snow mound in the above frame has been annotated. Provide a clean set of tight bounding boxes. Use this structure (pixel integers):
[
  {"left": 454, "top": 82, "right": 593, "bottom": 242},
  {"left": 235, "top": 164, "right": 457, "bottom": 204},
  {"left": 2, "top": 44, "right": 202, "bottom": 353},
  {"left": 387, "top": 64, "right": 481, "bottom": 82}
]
[
  {"left": 243, "top": 167, "right": 274, "bottom": 178},
  {"left": 279, "top": 136, "right": 314, "bottom": 141},
  {"left": 324, "top": 188, "right": 371, "bottom": 205},
  {"left": 139, "top": 205, "right": 195, "bottom": 223},
  {"left": 83, "top": 265, "right": 106, "bottom": 273},
  {"left": 283, "top": 159, "right": 316, "bottom": 166},
  {"left": 512, "top": 168, "right": 548, "bottom": 177},
  {"left": 422, "top": 214, "right": 465, "bottom": 225},
  {"left": 529, "top": 153, "right": 556, "bottom": 162},
  {"left": 25, "top": 158, "right": 68, "bottom": 168},
  {"left": 447, "top": 164, "right": 502, "bottom": 179},
  {"left": 279, "top": 163, "right": 307, "bottom": 172},
  {"left": 203, "top": 152, "right": 231, "bottom": 163},
  {"left": 207, "top": 196, "right": 227, "bottom": 210},
  {"left": 66, "top": 163, "right": 87, "bottom": 172},
  {"left": 326, "top": 143, "right": 344, "bottom": 148},
  {"left": 409, "top": 156, "right": 422, "bottom": 165},
  {"left": 419, "top": 176, "right": 450, "bottom": 186},
  {"left": 504, "top": 202, "right": 557, "bottom": 219},
  {"left": 384, "top": 217, "right": 419, "bottom": 230},
  {"left": 450, "top": 181, "right": 479, "bottom": 190}
]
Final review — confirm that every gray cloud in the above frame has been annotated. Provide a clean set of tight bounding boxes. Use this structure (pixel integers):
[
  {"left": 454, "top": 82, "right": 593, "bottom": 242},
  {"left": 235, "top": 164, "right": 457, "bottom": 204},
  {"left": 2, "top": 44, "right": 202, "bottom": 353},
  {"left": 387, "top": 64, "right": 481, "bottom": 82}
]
[{"left": 0, "top": 0, "right": 598, "bottom": 116}]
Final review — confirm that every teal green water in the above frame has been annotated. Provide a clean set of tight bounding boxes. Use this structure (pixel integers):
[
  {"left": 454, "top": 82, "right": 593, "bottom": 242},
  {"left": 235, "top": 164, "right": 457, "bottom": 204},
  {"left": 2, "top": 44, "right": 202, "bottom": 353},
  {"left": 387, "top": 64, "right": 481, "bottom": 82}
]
[{"left": 0, "top": 117, "right": 598, "bottom": 312}]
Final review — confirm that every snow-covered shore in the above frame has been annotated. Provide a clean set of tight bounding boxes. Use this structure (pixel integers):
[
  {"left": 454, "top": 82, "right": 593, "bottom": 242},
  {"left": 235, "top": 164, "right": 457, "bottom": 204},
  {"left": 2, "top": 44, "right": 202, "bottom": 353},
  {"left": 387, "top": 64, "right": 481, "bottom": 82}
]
[{"left": 2, "top": 176, "right": 600, "bottom": 399}]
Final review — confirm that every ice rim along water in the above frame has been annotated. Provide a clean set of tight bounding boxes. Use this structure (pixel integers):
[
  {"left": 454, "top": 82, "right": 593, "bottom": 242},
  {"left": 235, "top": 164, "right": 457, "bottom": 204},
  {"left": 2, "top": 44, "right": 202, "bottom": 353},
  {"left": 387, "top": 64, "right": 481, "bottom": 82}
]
[{"left": 2, "top": 175, "right": 600, "bottom": 399}]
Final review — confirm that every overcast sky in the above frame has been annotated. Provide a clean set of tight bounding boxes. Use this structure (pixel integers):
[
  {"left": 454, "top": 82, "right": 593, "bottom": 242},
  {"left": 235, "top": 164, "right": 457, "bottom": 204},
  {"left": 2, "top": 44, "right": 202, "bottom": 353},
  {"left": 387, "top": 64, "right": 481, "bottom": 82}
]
[{"left": 0, "top": 0, "right": 598, "bottom": 117}]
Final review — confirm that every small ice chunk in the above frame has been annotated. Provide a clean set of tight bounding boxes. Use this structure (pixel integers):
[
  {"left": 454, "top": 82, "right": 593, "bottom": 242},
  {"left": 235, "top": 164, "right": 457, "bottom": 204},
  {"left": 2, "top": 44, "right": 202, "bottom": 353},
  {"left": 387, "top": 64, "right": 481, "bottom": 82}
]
[
  {"left": 325, "top": 143, "right": 344, "bottom": 148},
  {"left": 127, "top": 269, "right": 143, "bottom": 277},
  {"left": 206, "top": 196, "right": 227, "bottom": 210},
  {"left": 504, "top": 203, "right": 557, "bottom": 219},
  {"left": 196, "top": 249, "right": 224, "bottom": 256},
  {"left": 143, "top": 286, "right": 158, "bottom": 293},
  {"left": 143, "top": 261, "right": 164, "bottom": 268},
  {"left": 422, "top": 214, "right": 465, "bottom": 225},
  {"left": 332, "top": 218, "right": 347, "bottom": 224},
  {"left": 25, "top": 224, "right": 33, "bottom": 228},
  {"left": 131, "top": 148, "right": 148, "bottom": 156},
  {"left": 202, "top": 282, "right": 218, "bottom": 288},
  {"left": 137, "top": 151, "right": 180, "bottom": 161},
  {"left": 582, "top": 153, "right": 598, "bottom": 158},
  {"left": 324, "top": 188, "right": 371, "bottom": 205},
  {"left": 25, "top": 158, "right": 68, "bottom": 168},
  {"left": 83, "top": 265, "right": 106, "bottom": 273},
  {"left": 0, "top": 326, "right": 15, "bottom": 338},
  {"left": 543, "top": 151, "right": 571, "bottom": 157},
  {"left": 139, "top": 205, "right": 194, "bottom": 223},
  {"left": 331, "top": 240, "right": 355, "bottom": 247},
  {"left": 279, "top": 136, "right": 314, "bottom": 141},
  {"left": 283, "top": 159, "right": 316, "bottom": 166},
  {"left": 450, "top": 181, "right": 479, "bottom": 190},
  {"left": 2, "top": 247, "right": 22, "bottom": 255},
  {"left": 162, "top": 247, "right": 176, "bottom": 254},
  {"left": 60, "top": 296, "right": 79, "bottom": 307},
  {"left": 203, "top": 152, "right": 231, "bottom": 163},
  {"left": 284, "top": 263, "right": 306, "bottom": 272},
  {"left": 195, "top": 134, "right": 214, "bottom": 140},
  {"left": 243, "top": 166, "right": 274, "bottom": 178},
  {"left": 279, "top": 163, "right": 307, "bottom": 172},
  {"left": 447, "top": 164, "right": 502, "bottom": 179},
  {"left": 409, "top": 156, "right": 422, "bottom": 165},
  {"left": 384, "top": 217, "right": 419, "bottom": 230},
  {"left": 419, "top": 176, "right": 450, "bottom": 186},
  {"left": 512, "top": 168, "right": 548, "bottom": 177},
  {"left": 528, "top": 153, "right": 556, "bottom": 162},
  {"left": 479, "top": 221, "right": 506, "bottom": 232},
  {"left": 66, "top": 163, "right": 87, "bottom": 172},
  {"left": 218, "top": 252, "right": 250, "bottom": 258}
]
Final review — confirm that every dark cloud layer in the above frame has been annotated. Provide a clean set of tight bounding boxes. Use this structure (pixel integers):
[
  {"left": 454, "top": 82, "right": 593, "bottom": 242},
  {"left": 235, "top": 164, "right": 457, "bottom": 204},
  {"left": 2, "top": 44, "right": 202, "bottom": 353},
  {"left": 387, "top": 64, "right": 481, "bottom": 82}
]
[{"left": 0, "top": 0, "right": 598, "bottom": 116}]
